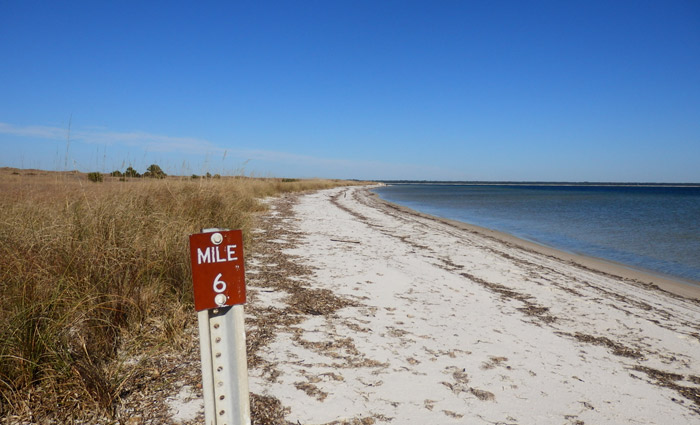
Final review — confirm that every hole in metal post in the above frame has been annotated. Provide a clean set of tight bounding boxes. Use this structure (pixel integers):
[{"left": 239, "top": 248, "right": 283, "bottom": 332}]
[
  {"left": 217, "top": 366, "right": 223, "bottom": 372},
  {"left": 215, "top": 352, "right": 222, "bottom": 358},
  {"left": 215, "top": 337, "right": 221, "bottom": 343},
  {"left": 219, "top": 410, "right": 225, "bottom": 415},
  {"left": 219, "top": 395, "right": 225, "bottom": 400},
  {"left": 213, "top": 323, "right": 220, "bottom": 329}
]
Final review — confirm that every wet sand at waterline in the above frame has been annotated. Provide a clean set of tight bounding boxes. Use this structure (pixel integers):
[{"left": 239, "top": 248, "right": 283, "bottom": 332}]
[{"left": 244, "top": 186, "right": 700, "bottom": 424}]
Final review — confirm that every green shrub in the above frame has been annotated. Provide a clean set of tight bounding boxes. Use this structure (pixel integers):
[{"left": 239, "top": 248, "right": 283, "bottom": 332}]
[
  {"left": 144, "top": 164, "right": 166, "bottom": 179},
  {"left": 124, "top": 167, "right": 140, "bottom": 178},
  {"left": 87, "top": 172, "right": 103, "bottom": 182}
]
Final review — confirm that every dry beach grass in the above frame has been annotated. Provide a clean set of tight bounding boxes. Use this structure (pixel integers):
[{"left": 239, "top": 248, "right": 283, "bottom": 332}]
[{"left": 0, "top": 168, "right": 355, "bottom": 422}]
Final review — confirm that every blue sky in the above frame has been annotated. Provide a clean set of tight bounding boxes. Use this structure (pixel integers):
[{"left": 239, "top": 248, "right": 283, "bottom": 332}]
[{"left": 1, "top": 1, "right": 699, "bottom": 181}]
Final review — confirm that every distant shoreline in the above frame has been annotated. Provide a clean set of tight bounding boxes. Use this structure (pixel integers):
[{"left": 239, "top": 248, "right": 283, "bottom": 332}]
[
  {"left": 365, "top": 188, "right": 700, "bottom": 301},
  {"left": 375, "top": 180, "right": 700, "bottom": 188}
]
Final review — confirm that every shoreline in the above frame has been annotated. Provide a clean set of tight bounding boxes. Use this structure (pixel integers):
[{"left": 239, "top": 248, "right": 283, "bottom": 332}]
[
  {"left": 246, "top": 186, "right": 700, "bottom": 424},
  {"left": 367, "top": 189, "right": 700, "bottom": 301}
]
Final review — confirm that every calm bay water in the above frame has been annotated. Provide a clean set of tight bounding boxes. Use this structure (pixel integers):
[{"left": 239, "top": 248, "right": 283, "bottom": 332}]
[{"left": 373, "top": 184, "right": 700, "bottom": 284}]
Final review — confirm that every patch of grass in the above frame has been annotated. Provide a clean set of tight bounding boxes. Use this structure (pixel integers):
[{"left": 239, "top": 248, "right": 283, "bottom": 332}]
[{"left": 0, "top": 170, "right": 358, "bottom": 420}]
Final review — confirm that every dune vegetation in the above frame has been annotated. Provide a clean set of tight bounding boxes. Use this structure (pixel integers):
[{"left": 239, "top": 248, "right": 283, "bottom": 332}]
[{"left": 0, "top": 168, "right": 355, "bottom": 420}]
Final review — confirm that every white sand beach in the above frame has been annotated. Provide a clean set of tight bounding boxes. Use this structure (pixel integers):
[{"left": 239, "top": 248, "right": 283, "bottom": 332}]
[{"left": 244, "top": 186, "right": 700, "bottom": 424}]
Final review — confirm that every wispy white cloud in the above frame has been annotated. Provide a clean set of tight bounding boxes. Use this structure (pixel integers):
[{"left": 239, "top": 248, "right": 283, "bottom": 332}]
[
  {"left": 0, "top": 122, "right": 219, "bottom": 154},
  {"left": 75, "top": 130, "right": 220, "bottom": 153},
  {"left": 0, "top": 122, "right": 67, "bottom": 140}
]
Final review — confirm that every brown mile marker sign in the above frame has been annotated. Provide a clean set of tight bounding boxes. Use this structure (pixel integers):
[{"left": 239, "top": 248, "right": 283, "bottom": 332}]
[{"left": 189, "top": 229, "right": 246, "bottom": 311}]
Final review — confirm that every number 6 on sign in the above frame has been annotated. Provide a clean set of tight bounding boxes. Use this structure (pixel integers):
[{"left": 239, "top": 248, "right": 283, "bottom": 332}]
[{"left": 213, "top": 273, "right": 227, "bottom": 292}]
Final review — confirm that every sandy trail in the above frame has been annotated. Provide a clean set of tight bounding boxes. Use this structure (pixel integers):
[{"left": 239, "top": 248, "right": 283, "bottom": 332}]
[{"left": 245, "top": 186, "right": 700, "bottom": 425}]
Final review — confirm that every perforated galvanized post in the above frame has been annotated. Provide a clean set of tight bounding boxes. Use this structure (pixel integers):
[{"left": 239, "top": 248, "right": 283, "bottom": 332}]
[{"left": 190, "top": 228, "right": 251, "bottom": 425}]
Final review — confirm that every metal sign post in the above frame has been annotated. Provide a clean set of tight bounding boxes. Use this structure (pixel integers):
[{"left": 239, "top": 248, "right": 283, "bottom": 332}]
[{"left": 189, "top": 228, "right": 250, "bottom": 425}]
